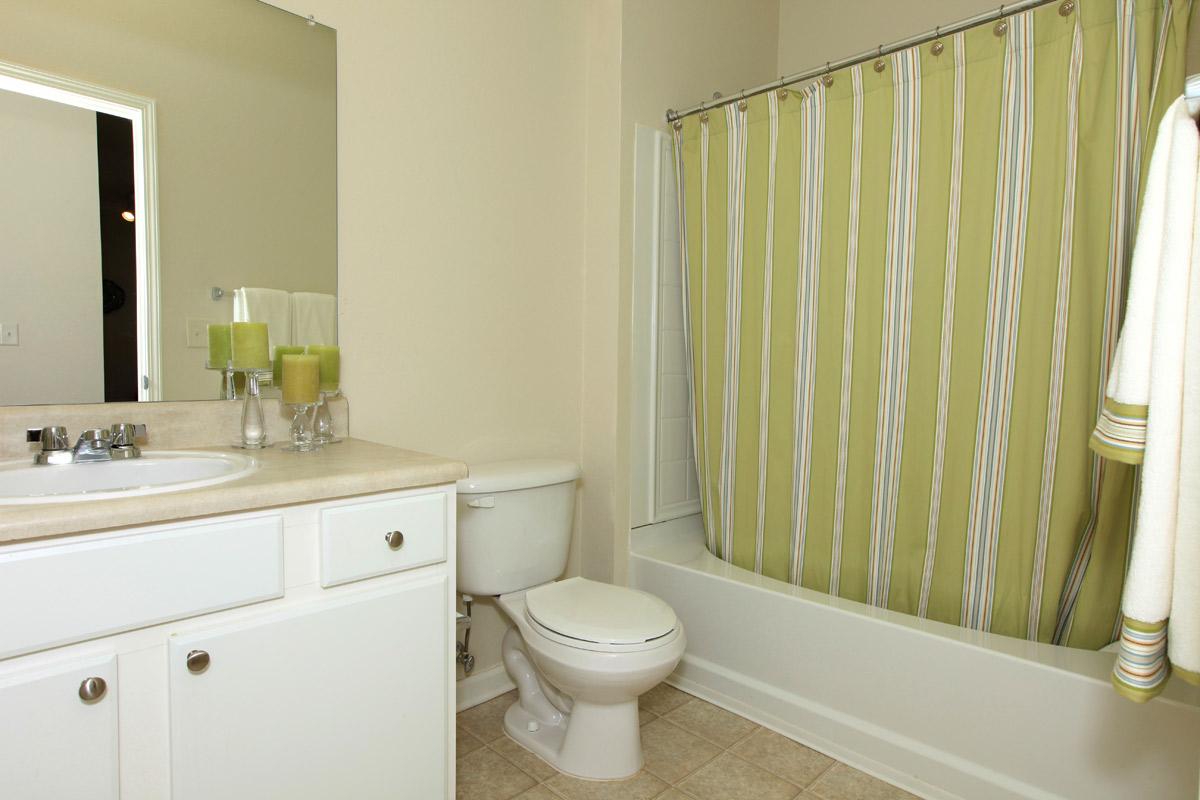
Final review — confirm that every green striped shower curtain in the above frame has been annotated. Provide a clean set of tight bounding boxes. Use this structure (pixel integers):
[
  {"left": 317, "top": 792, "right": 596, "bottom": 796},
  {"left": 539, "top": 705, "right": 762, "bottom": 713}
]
[{"left": 672, "top": 0, "right": 1191, "bottom": 649}]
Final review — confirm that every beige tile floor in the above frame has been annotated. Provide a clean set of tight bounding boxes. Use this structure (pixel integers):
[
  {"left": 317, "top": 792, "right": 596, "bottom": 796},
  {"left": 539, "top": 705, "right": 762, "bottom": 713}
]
[{"left": 456, "top": 683, "right": 920, "bottom": 800}]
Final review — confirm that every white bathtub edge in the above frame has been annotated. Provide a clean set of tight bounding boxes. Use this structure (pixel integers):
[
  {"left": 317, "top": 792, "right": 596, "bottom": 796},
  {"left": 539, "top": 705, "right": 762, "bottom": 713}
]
[{"left": 631, "top": 516, "right": 1200, "bottom": 800}]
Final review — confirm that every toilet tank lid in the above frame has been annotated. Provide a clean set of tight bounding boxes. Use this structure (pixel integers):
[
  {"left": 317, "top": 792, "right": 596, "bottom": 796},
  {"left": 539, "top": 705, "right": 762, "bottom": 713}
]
[{"left": 458, "top": 459, "right": 581, "bottom": 493}]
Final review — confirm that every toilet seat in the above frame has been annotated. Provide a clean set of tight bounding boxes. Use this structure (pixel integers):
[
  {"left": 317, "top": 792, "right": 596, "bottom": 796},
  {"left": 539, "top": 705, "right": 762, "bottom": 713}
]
[{"left": 524, "top": 577, "right": 677, "bottom": 653}]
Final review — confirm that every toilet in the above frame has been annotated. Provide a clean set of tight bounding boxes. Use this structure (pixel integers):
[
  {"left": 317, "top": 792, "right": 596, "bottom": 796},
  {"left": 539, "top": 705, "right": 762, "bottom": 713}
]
[{"left": 457, "top": 459, "right": 686, "bottom": 780}]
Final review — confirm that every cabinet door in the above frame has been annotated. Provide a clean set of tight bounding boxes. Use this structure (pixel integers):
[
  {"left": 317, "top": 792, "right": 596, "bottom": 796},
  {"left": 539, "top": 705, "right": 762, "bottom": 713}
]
[
  {"left": 169, "top": 577, "right": 448, "bottom": 800},
  {"left": 0, "top": 652, "right": 119, "bottom": 800}
]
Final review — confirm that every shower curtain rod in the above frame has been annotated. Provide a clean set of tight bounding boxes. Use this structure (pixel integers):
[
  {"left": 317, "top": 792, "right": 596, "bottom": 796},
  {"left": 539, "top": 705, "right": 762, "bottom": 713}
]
[{"left": 665, "top": 0, "right": 1063, "bottom": 123}]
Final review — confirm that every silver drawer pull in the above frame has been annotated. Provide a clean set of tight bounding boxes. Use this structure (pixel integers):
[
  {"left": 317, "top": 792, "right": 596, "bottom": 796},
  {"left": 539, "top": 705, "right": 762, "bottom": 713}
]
[
  {"left": 186, "top": 650, "right": 210, "bottom": 674},
  {"left": 78, "top": 676, "right": 107, "bottom": 702},
  {"left": 384, "top": 530, "right": 405, "bottom": 550}
]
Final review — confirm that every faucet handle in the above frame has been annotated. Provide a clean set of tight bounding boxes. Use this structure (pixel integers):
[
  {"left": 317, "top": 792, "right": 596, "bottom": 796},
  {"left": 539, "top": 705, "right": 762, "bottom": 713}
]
[
  {"left": 110, "top": 423, "right": 146, "bottom": 448},
  {"left": 27, "top": 426, "right": 69, "bottom": 451}
]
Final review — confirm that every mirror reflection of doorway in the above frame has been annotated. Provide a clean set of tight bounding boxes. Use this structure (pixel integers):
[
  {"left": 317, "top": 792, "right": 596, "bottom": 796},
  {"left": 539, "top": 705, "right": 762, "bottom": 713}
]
[
  {"left": 96, "top": 112, "right": 137, "bottom": 402},
  {"left": 0, "top": 65, "right": 158, "bottom": 405}
]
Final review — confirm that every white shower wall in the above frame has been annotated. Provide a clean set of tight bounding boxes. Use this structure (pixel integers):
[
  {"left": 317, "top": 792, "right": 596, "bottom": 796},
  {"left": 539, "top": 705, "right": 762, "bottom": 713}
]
[{"left": 631, "top": 126, "right": 700, "bottom": 527}]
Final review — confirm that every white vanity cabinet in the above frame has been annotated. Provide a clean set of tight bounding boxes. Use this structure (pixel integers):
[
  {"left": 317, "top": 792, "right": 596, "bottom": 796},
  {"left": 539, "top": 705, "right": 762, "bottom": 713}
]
[
  {"left": 0, "top": 484, "right": 456, "bottom": 800},
  {"left": 0, "top": 651, "right": 120, "bottom": 800},
  {"left": 168, "top": 578, "right": 448, "bottom": 800}
]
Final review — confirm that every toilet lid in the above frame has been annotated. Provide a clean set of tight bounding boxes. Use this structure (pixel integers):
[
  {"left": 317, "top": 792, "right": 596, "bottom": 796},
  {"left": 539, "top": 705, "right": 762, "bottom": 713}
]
[{"left": 524, "top": 577, "right": 677, "bottom": 645}]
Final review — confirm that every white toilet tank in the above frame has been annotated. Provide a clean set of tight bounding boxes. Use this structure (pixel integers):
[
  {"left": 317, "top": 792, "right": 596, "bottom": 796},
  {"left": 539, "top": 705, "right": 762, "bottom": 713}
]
[{"left": 456, "top": 459, "right": 581, "bottom": 596}]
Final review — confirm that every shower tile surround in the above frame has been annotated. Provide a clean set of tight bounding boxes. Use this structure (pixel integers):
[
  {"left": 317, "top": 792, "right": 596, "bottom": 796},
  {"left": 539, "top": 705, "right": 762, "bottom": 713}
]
[
  {"left": 456, "top": 685, "right": 917, "bottom": 800},
  {"left": 653, "top": 134, "right": 700, "bottom": 520}
]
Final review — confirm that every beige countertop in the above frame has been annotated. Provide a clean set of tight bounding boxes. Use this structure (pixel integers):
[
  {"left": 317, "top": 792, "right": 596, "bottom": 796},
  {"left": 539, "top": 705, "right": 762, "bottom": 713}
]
[{"left": 0, "top": 438, "right": 467, "bottom": 545}]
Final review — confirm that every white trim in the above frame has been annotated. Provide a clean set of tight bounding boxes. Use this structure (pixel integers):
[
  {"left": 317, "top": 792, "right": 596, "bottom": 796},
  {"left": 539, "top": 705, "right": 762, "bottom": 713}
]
[
  {"left": 0, "top": 60, "right": 161, "bottom": 400},
  {"left": 455, "top": 663, "right": 515, "bottom": 713},
  {"left": 630, "top": 125, "right": 663, "bottom": 528}
]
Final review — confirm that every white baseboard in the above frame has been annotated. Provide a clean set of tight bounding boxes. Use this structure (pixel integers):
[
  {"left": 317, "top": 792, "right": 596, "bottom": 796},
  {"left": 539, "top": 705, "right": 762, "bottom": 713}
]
[
  {"left": 668, "top": 654, "right": 1053, "bottom": 800},
  {"left": 456, "top": 664, "right": 516, "bottom": 713}
]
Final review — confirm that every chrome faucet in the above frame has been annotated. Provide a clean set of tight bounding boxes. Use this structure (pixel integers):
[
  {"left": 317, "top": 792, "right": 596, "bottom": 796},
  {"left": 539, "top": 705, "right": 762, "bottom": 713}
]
[
  {"left": 26, "top": 423, "right": 146, "bottom": 465},
  {"left": 72, "top": 428, "right": 114, "bottom": 462}
]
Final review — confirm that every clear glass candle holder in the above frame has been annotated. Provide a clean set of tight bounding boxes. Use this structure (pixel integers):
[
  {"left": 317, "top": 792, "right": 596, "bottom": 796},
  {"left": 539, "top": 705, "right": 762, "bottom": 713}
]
[
  {"left": 283, "top": 402, "right": 320, "bottom": 453},
  {"left": 205, "top": 360, "right": 237, "bottom": 401},
  {"left": 234, "top": 368, "right": 271, "bottom": 449},
  {"left": 311, "top": 391, "right": 342, "bottom": 445}
]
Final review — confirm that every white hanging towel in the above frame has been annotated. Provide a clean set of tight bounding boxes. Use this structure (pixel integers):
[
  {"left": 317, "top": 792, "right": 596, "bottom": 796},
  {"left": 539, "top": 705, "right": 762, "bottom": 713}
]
[
  {"left": 290, "top": 291, "right": 337, "bottom": 346},
  {"left": 232, "top": 287, "right": 292, "bottom": 352},
  {"left": 1090, "top": 95, "right": 1200, "bottom": 702}
]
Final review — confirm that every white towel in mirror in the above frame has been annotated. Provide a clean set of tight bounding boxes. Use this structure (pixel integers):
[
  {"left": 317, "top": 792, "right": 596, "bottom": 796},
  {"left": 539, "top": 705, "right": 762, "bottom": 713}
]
[
  {"left": 291, "top": 292, "right": 337, "bottom": 346},
  {"left": 233, "top": 287, "right": 293, "bottom": 351}
]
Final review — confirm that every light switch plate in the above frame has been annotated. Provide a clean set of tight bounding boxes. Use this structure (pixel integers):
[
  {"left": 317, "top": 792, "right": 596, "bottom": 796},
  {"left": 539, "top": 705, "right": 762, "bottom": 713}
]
[
  {"left": 185, "top": 318, "right": 210, "bottom": 349},
  {"left": 0, "top": 323, "right": 18, "bottom": 346}
]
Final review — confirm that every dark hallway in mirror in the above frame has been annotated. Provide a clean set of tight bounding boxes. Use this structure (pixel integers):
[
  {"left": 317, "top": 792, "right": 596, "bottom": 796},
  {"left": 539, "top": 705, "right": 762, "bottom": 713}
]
[{"left": 95, "top": 112, "right": 137, "bottom": 402}]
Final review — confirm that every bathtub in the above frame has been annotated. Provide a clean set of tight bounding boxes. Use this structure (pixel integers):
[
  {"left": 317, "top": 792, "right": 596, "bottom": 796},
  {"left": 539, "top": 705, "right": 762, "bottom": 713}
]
[{"left": 630, "top": 514, "right": 1200, "bottom": 800}]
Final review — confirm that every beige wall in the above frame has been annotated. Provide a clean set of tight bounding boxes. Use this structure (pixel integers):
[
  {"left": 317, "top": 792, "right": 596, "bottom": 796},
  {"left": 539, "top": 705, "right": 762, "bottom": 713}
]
[
  {"left": 264, "top": 0, "right": 590, "bottom": 681},
  {"left": 778, "top": 0, "right": 1200, "bottom": 77},
  {"left": 0, "top": 91, "right": 102, "bottom": 405},
  {"left": 0, "top": 0, "right": 336, "bottom": 402}
]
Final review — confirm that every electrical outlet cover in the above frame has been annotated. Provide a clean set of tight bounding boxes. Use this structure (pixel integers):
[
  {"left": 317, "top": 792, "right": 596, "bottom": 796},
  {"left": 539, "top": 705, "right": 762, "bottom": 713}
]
[{"left": 185, "top": 318, "right": 211, "bottom": 349}]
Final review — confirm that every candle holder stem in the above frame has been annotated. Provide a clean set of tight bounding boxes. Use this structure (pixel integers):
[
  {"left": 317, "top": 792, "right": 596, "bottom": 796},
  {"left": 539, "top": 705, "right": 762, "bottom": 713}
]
[{"left": 236, "top": 369, "right": 270, "bottom": 449}]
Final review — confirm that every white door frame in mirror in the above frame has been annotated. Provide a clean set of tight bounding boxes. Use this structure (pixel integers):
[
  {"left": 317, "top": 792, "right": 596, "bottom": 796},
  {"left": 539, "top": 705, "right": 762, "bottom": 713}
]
[{"left": 0, "top": 60, "right": 161, "bottom": 401}]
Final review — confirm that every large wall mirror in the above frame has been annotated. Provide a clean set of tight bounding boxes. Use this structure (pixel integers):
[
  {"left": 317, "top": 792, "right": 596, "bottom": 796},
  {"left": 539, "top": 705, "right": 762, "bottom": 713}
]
[{"left": 0, "top": 1, "right": 336, "bottom": 405}]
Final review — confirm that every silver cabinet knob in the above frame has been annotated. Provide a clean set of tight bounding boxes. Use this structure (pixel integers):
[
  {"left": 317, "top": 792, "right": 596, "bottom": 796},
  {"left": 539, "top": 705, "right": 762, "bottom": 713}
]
[
  {"left": 186, "top": 650, "right": 210, "bottom": 674},
  {"left": 384, "top": 530, "right": 405, "bottom": 550},
  {"left": 78, "top": 676, "right": 107, "bottom": 702}
]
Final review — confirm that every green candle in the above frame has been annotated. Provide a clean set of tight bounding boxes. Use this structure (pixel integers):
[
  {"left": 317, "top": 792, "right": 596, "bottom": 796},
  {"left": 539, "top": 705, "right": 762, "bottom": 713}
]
[
  {"left": 306, "top": 345, "right": 340, "bottom": 392},
  {"left": 207, "top": 324, "right": 231, "bottom": 367},
  {"left": 231, "top": 322, "right": 270, "bottom": 369},
  {"left": 281, "top": 353, "right": 320, "bottom": 404},
  {"left": 272, "top": 345, "right": 306, "bottom": 386}
]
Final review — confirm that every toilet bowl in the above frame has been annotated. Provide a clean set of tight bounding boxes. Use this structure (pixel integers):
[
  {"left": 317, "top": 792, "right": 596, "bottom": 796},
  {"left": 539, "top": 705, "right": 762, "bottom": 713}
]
[
  {"left": 456, "top": 460, "right": 686, "bottom": 780},
  {"left": 496, "top": 578, "right": 686, "bottom": 779}
]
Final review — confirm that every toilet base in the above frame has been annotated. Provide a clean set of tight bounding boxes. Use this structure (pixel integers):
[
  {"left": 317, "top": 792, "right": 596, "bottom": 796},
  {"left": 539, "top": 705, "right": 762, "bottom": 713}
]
[
  {"left": 504, "top": 697, "right": 643, "bottom": 781},
  {"left": 503, "top": 702, "right": 567, "bottom": 768}
]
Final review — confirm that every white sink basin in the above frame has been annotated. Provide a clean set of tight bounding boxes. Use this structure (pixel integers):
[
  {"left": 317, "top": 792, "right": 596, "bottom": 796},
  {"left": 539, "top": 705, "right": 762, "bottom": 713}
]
[{"left": 0, "top": 450, "right": 257, "bottom": 505}]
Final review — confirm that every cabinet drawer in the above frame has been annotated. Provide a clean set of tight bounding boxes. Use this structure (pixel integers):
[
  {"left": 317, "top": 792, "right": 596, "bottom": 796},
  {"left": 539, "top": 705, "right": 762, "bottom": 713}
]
[
  {"left": 320, "top": 492, "right": 447, "bottom": 587},
  {"left": 0, "top": 516, "right": 282, "bottom": 660}
]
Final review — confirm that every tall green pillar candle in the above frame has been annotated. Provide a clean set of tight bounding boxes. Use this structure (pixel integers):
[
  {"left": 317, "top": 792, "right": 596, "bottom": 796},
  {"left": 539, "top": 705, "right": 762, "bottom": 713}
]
[
  {"left": 207, "top": 324, "right": 232, "bottom": 367},
  {"left": 306, "top": 345, "right": 340, "bottom": 392},
  {"left": 281, "top": 354, "right": 320, "bottom": 404},
  {"left": 273, "top": 346, "right": 306, "bottom": 386},
  {"left": 231, "top": 322, "right": 270, "bottom": 369}
]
